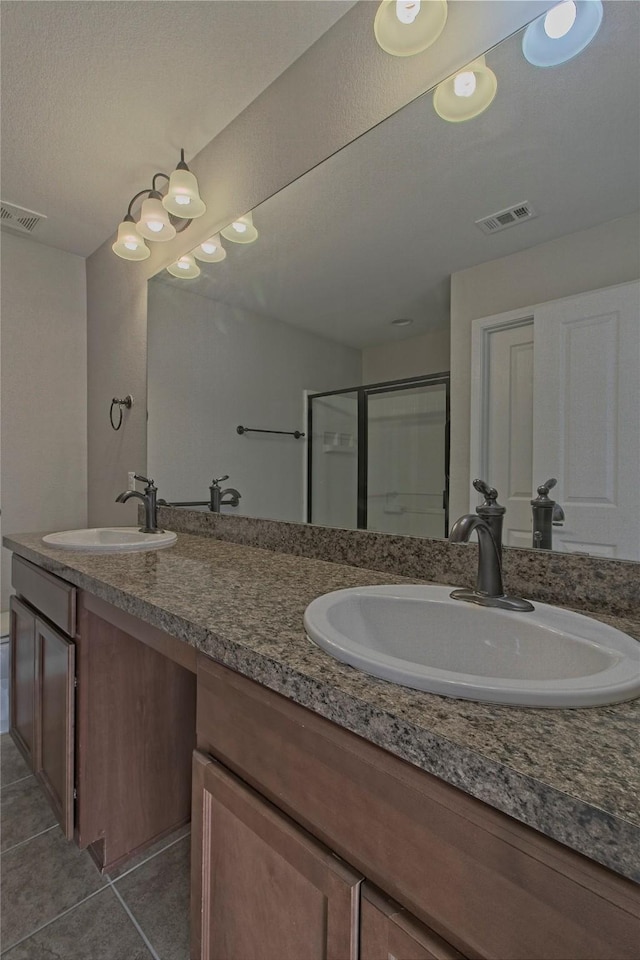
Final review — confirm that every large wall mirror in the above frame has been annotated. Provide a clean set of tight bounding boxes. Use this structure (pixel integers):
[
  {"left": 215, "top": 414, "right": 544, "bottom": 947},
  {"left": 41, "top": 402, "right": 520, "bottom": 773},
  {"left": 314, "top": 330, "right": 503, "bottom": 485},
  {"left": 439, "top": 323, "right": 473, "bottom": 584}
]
[{"left": 148, "top": 2, "right": 640, "bottom": 561}]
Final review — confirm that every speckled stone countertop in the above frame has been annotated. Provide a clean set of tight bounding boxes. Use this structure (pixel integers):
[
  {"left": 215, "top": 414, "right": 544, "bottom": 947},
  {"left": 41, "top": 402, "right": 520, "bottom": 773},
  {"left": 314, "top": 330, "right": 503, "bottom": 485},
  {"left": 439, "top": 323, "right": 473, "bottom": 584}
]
[{"left": 4, "top": 531, "right": 640, "bottom": 883}]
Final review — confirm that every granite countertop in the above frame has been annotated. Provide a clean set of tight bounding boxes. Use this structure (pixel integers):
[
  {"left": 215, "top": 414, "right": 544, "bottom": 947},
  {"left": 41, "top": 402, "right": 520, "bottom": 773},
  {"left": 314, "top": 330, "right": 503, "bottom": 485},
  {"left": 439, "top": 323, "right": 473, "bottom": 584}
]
[{"left": 4, "top": 531, "right": 639, "bottom": 883}]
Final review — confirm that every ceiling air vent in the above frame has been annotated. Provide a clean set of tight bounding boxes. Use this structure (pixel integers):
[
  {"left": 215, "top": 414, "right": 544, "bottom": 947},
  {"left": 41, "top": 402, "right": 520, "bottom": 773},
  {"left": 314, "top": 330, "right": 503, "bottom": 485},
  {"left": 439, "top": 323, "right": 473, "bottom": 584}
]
[
  {"left": 475, "top": 202, "right": 537, "bottom": 236},
  {"left": 0, "top": 201, "right": 47, "bottom": 236}
]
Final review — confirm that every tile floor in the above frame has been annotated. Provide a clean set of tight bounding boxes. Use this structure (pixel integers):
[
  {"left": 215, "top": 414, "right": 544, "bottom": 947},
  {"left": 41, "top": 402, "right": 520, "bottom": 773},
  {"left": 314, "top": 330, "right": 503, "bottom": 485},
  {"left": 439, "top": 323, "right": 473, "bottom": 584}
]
[{"left": 0, "top": 734, "right": 190, "bottom": 959}]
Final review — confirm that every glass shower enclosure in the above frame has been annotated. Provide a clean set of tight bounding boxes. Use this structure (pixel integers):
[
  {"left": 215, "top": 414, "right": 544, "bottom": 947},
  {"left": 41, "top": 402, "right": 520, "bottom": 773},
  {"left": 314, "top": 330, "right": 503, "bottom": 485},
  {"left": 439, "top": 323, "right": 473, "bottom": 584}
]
[{"left": 307, "top": 374, "right": 450, "bottom": 538}]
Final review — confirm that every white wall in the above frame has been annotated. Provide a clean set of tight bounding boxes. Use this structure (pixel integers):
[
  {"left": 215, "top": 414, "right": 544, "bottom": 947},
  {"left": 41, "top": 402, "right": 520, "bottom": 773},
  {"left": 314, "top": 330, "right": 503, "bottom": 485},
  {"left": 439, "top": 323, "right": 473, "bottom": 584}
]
[
  {"left": 1, "top": 232, "right": 87, "bottom": 609},
  {"left": 362, "top": 328, "right": 450, "bottom": 384},
  {"left": 147, "top": 282, "right": 360, "bottom": 523},
  {"left": 449, "top": 214, "right": 640, "bottom": 521},
  {"left": 86, "top": 2, "right": 552, "bottom": 527}
]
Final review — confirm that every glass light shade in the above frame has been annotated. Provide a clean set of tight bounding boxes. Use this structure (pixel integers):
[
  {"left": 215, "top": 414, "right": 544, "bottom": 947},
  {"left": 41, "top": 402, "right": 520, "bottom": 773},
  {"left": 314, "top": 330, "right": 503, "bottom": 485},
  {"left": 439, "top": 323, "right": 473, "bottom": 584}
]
[
  {"left": 136, "top": 196, "right": 176, "bottom": 242},
  {"left": 433, "top": 57, "right": 497, "bottom": 123},
  {"left": 166, "top": 254, "right": 201, "bottom": 279},
  {"left": 112, "top": 219, "right": 150, "bottom": 261},
  {"left": 193, "top": 234, "right": 227, "bottom": 263},
  {"left": 522, "top": 0, "right": 603, "bottom": 67},
  {"left": 162, "top": 169, "right": 206, "bottom": 218},
  {"left": 220, "top": 211, "right": 258, "bottom": 244},
  {"left": 374, "top": 0, "right": 447, "bottom": 57}
]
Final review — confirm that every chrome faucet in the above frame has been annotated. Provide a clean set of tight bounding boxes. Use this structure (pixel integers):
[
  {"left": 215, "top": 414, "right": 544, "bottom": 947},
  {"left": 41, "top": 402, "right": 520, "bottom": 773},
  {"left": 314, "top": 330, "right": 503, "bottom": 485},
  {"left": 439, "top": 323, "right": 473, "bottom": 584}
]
[
  {"left": 115, "top": 474, "right": 163, "bottom": 533},
  {"left": 209, "top": 476, "right": 241, "bottom": 513},
  {"left": 449, "top": 479, "right": 534, "bottom": 612},
  {"left": 531, "top": 478, "right": 565, "bottom": 549}
]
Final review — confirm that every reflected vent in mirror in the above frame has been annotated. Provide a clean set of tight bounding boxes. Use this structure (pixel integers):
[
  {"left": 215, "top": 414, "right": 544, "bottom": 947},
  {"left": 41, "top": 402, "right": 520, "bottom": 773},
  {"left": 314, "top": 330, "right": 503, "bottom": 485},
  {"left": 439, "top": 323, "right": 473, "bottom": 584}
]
[
  {"left": 0, "top": 201, "right": 47, "bottom": 235},
  {"left": 475, "top": 202, "right": 537, "bottom": 235}
]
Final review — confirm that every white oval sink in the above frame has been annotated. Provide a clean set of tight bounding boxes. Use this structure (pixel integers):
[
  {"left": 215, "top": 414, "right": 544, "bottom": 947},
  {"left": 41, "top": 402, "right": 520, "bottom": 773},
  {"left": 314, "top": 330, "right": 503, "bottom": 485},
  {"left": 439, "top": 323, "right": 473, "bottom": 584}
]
[
  {"left": 304, "top": 585, "right": 640, "bottom": 708},
  {"left": 42, "top": 527, "right": 177, "bottom": 552}
]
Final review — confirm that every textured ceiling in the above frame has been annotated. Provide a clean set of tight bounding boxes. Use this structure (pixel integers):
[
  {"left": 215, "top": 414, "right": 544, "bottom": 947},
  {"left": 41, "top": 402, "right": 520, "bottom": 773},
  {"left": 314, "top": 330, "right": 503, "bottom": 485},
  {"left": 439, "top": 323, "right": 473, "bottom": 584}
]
[
  {"left": 0, "top": 0, "right": 356, "bottom": 256},
  {"left": 156, "top": 1, "right": 640, "bottom": 348}
]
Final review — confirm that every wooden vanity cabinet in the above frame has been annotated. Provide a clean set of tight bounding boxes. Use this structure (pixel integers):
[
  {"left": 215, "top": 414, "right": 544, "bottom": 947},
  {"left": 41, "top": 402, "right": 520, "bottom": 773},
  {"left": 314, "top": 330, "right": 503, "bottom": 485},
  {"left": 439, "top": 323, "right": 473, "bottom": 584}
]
[
  {"left": 9, "top": 560, "right": 77, "bottom": 839},
  {"left": 191, "top": 751, "right": 361, "bottom": 960},
  {"left": 194, "top": 656, "right": 640, "bottom": 960},
  {"left": 9, "top": 555, "right": 197, "bottom": 871},
  {"left": 9, "top": 595, "right": 40, "bottom": 770},
  {"left": 360, "top": 885, "right": 465, "bottom": 960}
]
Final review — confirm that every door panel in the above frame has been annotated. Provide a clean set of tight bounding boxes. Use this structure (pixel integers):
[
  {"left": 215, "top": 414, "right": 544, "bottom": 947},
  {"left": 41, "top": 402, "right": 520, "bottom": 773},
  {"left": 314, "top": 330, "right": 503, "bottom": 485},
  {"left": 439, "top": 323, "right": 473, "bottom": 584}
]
[
  {"left": 191, "top": 751, "right": 361, "bottom": 960},
  {"left": 36, "top": 618, "right": 75, "bottom": 839},
  {"left": 533, "top": 282, "right": 640, "bottom": 559},
  {"left": 9, "top": 596, "right": 38, "bottom": 770}
]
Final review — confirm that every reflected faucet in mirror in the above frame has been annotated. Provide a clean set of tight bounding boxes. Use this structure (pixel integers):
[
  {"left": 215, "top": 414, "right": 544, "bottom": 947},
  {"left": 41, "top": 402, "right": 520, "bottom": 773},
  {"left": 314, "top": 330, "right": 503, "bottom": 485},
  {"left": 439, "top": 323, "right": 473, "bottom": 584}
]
[
  {"left": 209, "top": 476, "right": 241, "bottom": 513},
  {"left": 531, "top": 479, "right": 565, "bottom": 550},
  {"left": 157, "top": 475, "right": 242, "bottom": 513},
  {"left": 449, "top": 479, "right": 534, "bottom": 612}
]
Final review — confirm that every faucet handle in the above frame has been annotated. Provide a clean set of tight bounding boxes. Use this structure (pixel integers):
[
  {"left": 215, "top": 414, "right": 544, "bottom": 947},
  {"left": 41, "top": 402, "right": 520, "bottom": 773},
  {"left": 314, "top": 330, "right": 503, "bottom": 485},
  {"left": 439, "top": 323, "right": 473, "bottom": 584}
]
[
  {"left": 134, "top": 474, "right": 156, "bottom": 490},
  {"left": 211, "top": 475, "right": 229, "bottom": 487},
  {"left": 472, "top": 478, "right": 498, "bottom": 504},
  {"left": 536, "top": 477, "right": 557, "bottom": 498}
]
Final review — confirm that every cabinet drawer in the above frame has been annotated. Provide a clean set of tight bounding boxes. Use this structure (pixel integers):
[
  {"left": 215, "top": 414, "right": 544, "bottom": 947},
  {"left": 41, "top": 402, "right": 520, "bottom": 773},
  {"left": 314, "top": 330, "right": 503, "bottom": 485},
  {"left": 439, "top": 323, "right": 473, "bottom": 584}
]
[
  {"left": 197, "top": 656, "right": 640, "bottom": 960},
  {"left": 12, "top": 556, "right": 76, "bottom": 637}
]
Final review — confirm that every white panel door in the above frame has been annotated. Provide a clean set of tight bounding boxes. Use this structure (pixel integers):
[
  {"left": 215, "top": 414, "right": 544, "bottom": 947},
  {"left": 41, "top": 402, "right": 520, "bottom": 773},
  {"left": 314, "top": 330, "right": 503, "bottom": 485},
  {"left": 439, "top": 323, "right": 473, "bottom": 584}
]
[
  {"left": 533, "top": 281, "right": 640, "bottom": 559},
  {"left": 470, "top": 316, "right": 534, "bottom": 549}
]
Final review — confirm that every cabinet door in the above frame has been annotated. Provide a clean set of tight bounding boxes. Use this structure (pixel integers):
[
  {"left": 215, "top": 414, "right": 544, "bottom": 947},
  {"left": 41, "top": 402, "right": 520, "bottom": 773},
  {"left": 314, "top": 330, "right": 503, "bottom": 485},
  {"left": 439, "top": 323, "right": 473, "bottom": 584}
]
[
  {"left": 360, "top": 885, "right": 465, "bottom": 960},
  {"left": 35, "top": 617, "right": 75, "bottom": 839},
  {"left": 191, "top": 751, "right": 362, "bottom": 960},
  {"left": 9, "top": 596, "right": 39, "bottom": 770}
]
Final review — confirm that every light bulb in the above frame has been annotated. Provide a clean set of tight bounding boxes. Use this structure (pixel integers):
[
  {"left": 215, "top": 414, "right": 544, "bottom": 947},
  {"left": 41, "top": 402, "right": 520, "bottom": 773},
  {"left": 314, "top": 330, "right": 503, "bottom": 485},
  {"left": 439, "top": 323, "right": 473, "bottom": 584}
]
[
  {"left": 395, "top": 0, "right": 420, "bottom": 25},
  {"left": 522, "top": 0, "right": 602, "bottom": 66},
  {"left": 112, "top": 218, "right": 150, "bottom": 261},
  {"left": 433, "top": 56, "right": 497, "bottom": 122},
  {"left": 454, "top": 71, "right": 476, "bottom": 98},
  {"left": 374, "top": 0, "right": 447, "bottom": 57},
  {"left": 544, "top": 1, "right": 577, "bottom": 39},
  {"left": 162, "top": 167, "right": 206, "bottom": 218},
  {"left": 136, "top": 195, "right": 176, "bottom": 242},
  {"left": 167, "top": 254, "right": 200, "bottom": 279},
  {"left": 193, "top": 234, "right": 227, "bottom": 263},
  {"left": 221, "top": 212, "right": 258, "bottom": 244}
]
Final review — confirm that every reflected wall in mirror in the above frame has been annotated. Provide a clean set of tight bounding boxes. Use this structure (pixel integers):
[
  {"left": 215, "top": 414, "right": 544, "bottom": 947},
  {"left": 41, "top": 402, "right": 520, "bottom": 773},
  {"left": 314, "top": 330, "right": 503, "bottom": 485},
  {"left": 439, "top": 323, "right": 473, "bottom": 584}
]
[{"left": 148, "top": 2, "right": 640, "bottom": 560}]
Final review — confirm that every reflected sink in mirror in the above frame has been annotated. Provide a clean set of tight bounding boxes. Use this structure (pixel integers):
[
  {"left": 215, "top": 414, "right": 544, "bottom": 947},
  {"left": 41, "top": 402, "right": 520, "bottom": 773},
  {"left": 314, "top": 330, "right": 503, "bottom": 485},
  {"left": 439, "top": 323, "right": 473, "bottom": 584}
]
[
  {"left": 42, "top": 528, "right": 177, "bottom": 552},
  {"left": 304, "top": 586, "right": 640, "bottom": 708}
]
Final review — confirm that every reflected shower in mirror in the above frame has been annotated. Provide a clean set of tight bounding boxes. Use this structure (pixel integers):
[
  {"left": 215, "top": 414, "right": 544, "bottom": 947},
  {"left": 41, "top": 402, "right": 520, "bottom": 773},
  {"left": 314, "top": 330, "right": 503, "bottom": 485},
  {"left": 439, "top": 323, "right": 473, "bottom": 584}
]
[{"left": 147, "top": 3, "right": 640, "bottom": 559}]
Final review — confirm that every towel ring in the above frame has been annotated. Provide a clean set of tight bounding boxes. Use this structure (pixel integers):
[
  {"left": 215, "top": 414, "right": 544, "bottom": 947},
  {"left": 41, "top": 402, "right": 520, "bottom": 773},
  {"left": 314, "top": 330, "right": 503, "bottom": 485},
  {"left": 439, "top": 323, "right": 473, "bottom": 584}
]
[{"left": 110, "top": 395, "right": 133, "bottom": 431}]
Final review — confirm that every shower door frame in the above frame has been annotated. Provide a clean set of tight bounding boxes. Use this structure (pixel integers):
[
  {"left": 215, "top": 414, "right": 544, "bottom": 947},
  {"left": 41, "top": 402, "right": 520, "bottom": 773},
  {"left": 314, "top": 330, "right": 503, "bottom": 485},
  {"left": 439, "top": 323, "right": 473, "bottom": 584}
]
[{"left": 307, "top": 372, "right": 450, "bottom": 535}]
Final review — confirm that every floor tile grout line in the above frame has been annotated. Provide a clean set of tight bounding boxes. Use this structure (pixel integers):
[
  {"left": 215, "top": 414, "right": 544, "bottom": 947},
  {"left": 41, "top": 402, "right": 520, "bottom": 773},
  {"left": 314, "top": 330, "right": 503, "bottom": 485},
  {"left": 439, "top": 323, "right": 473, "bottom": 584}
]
[
  {"left": 108, "top": 828, "right": 191, "bottom": 883},
  {"left": 0, "top": 884, "right": 109, "bottom": 956},
  {"left": 0, "top": 772, "right": 34, "bottom": 791},
  {"left": 0, "top": 823, "right": 58, "bottom": 857},
  {"left": 109, "top": 881, "right": 162, "bottom": 960}
]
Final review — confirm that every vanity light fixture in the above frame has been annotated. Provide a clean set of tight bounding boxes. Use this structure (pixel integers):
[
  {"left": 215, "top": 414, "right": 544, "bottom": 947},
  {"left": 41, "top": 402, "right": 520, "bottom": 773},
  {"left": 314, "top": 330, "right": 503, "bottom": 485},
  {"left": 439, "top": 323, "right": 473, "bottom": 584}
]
[
  {"left": 433, "top": 56, "right": 497, "bottom": 123},
  {"left": 166, "top": 254, "right": 201, "bottom": 279},
  {"left": 112, "top": 149, "right": 206, "bottom": 261},
  {"left": 522, "top": 0, "right": 603, "bottom": 67},
  {"left": 374, "top": 0, "right": 447, "bottom": 57},
  {"left": 111, "top": 216, "right": 151, "bottom": 261},
  {"left": 221, "top": 211, "right": 258, "bottom": 244},
  {"left": 193, "top": 234, "right": 227, "bottom": 263}
]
